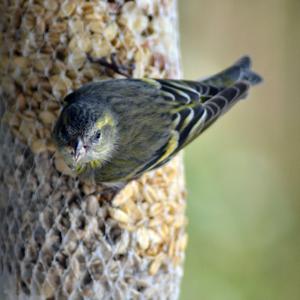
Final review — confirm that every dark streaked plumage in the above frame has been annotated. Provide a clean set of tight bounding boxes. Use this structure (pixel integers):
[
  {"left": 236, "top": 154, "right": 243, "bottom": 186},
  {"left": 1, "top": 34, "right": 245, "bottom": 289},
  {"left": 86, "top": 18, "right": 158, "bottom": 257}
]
[{"left": 52, "top": 56, "right": 262, "bottom": 185}]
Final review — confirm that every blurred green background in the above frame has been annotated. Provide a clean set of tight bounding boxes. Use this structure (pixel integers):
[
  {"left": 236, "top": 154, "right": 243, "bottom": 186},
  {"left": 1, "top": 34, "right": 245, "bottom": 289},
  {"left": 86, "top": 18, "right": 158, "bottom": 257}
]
[{"left": 178, "top": 1, "right": 300, "bottom": 299}]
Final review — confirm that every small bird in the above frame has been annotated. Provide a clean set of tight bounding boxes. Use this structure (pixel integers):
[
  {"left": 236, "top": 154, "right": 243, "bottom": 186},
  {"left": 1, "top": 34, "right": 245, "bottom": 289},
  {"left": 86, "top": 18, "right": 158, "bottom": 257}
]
[{"left": 53, "top": 56, "right": 262, "bottom": 187}]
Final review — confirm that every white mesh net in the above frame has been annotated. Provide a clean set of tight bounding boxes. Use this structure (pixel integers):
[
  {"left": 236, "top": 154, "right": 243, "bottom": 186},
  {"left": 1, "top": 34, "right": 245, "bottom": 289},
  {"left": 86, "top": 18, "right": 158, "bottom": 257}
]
[{"left": 0, "top": 1, "right": 187, "bottom": 299}]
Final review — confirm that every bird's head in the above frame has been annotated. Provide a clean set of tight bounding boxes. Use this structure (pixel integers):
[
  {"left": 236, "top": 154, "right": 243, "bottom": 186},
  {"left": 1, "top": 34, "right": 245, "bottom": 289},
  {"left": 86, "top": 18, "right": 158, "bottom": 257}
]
[{"left": 53, "top": 102, "right": 118, "bottom": 173}]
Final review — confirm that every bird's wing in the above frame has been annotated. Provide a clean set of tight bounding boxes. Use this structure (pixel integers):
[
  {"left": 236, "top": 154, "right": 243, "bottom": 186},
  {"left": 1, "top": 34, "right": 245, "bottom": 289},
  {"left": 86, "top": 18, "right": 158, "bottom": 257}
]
[
  {"left": 174, "top": 81, "right": 250, "bottom": 149},
  {"left": 143, "top": 78, "right": 221, "bottom": 104},
  {"left": 132, "top": 80, "right": 249, "bottom": 177}
]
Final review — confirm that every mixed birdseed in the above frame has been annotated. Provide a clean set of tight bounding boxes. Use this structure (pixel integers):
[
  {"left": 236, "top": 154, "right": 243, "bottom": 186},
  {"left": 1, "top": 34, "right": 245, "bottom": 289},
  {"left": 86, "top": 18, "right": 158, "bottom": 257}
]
[{"left": 0, "top": 0, "right": 186, "bottom": 299}]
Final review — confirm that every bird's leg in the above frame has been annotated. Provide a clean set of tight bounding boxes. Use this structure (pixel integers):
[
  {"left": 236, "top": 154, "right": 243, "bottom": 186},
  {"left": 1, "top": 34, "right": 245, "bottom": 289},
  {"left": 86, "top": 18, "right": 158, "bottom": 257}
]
[
  {"left": 88, "top": 53, "right": 135, "bottom": 78},
  {"left": 99, "top": 182, "right": 127, "bottom": 199}
]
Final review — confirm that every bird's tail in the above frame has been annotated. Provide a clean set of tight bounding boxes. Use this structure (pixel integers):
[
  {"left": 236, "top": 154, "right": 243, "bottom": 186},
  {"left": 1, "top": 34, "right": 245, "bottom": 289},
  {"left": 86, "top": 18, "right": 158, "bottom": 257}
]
[{"left": 201, "top": 56, "right": 263, "bottom": 88}]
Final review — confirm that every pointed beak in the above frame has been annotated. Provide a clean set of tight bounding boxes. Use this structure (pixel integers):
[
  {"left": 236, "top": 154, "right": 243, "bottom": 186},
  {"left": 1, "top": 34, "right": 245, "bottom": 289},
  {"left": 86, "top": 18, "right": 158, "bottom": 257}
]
[{"left": 74, "top": 139, "right": 84, "bottom": 162}]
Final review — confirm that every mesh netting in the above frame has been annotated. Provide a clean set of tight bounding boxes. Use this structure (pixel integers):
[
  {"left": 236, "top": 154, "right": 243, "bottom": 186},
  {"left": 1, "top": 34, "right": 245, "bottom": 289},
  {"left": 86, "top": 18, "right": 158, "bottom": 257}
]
[{"left": 0, "top": 0, "right": 187, "bottom": 299}]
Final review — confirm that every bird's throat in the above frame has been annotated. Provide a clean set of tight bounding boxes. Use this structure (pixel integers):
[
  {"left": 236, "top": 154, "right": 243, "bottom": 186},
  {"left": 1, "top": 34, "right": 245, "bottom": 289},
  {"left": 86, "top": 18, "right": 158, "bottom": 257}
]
[{"left": 75, "top": 160, "right": 101, "bottom": 175}]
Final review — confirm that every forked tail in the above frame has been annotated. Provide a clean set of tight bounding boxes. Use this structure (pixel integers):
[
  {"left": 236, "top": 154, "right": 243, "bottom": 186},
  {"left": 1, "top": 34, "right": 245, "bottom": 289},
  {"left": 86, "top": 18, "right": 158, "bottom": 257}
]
[{"left": 202, "top": 56, "right": 263, "bottom": 88}]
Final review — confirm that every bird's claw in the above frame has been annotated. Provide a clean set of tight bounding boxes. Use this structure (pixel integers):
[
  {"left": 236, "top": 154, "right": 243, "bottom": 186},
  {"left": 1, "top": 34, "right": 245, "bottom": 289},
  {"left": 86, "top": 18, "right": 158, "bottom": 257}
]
[{"left": 88, "top": 53, "right": 135, "bottom": 78}]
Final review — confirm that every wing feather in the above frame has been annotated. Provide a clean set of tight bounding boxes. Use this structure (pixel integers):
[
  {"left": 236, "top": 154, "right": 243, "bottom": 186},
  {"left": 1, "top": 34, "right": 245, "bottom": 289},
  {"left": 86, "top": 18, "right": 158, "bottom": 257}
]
[
  {"left": 156, "top": 79, "right": 221, "bottom": 104},
  {"left": 129, "top": 81, "right": 249, "bottom": 177},
  {"left": 201, "top": 81, "right": 249, "bottom": 131}
]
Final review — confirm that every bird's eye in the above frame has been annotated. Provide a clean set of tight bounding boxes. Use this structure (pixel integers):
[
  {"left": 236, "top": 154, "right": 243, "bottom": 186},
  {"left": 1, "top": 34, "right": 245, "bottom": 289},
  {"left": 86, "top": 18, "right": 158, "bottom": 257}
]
[{"left": 94, "top": 130, "right": 101, "bottom": 141}]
